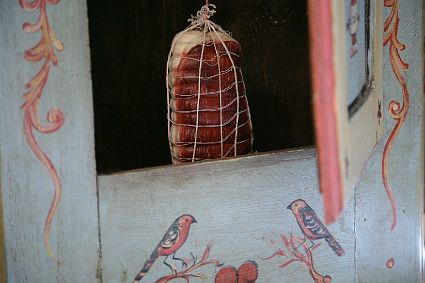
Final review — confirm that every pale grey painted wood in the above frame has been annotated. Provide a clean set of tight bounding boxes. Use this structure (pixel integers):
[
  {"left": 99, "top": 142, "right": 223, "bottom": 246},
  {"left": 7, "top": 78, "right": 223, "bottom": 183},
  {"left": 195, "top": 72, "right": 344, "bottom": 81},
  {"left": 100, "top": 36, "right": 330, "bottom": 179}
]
[
  {"left": 0, "top": 0, "right": 422, "bottom": 282},
  {"left": 0, "top": 1, "right": 99, "bottom": 282},
  {"left": 354, "top": 1, "right": 424, "bottom": 282},
  {"left": 97, "top": 1, "right": 425, "bottom": 282},
  {"left": 99, "top": 149, "right": 355, "bottom": 283}
]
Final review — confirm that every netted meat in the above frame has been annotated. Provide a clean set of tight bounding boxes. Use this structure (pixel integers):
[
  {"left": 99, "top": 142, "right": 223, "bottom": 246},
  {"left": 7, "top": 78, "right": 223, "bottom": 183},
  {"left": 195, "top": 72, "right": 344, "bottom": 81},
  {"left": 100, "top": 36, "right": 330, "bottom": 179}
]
[{"left": 167, "top": 4, "right": 253, "bottom": 163}]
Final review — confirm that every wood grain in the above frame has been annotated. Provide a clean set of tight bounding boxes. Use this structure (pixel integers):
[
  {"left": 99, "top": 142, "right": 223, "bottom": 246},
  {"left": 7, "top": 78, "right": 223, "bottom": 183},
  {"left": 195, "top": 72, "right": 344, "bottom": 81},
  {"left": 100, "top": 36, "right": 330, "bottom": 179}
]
[
  {"left": 311, "top": 0, "right": 384, "bottom": 223},
  {"left": 354, "top": 1, "right": 424, "bottom": 282},
  {"left": 0, "top": 185, "right": 7, "bottom": 282},
  {"left": 0, "top": 1, "right": 422, "bottom": 282},
  {"left": 0, "top": 0, "right": 100, "bottom": 282},
  {"left": 99, "top": 149, "right": 355, "bottom": 283}
]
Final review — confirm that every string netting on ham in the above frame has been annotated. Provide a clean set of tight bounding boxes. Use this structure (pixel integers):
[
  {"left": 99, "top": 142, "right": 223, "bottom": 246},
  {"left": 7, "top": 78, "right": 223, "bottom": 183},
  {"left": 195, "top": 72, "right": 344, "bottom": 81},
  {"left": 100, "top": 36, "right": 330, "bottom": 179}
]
[{"left": 166, "top": 4, "right": 253, "bottom": 164}]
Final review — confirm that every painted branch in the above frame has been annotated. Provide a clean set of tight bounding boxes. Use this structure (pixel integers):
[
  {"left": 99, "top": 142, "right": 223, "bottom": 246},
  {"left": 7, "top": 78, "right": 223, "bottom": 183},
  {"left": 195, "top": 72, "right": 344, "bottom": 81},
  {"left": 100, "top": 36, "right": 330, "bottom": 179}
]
[{"left": 155, "top": 243, "right": 221, "bottom": 283}]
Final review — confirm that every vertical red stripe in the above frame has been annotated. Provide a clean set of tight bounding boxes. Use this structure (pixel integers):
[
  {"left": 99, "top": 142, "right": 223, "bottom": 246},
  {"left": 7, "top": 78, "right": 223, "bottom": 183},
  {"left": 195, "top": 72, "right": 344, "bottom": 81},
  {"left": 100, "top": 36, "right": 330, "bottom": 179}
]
[{"left": 308, "top": 0, "right": 344, "bottom": 223}]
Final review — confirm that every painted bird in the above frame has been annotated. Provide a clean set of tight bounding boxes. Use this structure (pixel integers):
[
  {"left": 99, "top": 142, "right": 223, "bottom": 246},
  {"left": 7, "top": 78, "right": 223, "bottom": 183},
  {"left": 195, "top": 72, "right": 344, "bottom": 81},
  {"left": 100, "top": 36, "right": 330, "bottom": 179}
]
[
  {"left": 133, "top": 214, "right": 197, "bottom": 282},
  {"left": 287, "top": 199, "right": 345, "bottom": 256}
]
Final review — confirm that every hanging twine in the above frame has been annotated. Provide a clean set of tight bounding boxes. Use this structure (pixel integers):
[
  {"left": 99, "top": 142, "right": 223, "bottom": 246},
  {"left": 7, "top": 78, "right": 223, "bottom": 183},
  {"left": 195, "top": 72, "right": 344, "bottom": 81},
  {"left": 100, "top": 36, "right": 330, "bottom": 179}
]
[{"left": 188, "top": 3, "right": 216, "bottom": 26}]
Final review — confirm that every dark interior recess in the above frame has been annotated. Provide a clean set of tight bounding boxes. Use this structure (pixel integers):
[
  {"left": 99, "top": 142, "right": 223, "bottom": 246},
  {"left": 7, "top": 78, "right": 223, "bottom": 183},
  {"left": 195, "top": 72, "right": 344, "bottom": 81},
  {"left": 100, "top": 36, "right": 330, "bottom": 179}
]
[{"left": 87, "top": 0, "right": 314, "bottom": 173}]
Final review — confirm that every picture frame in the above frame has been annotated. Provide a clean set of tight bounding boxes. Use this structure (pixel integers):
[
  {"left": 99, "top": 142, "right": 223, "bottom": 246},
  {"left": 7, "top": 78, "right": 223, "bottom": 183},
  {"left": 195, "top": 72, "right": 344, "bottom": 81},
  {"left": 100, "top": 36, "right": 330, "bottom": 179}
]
[{"left": 309, "top": 0, "right": 384, "bottom": 223}]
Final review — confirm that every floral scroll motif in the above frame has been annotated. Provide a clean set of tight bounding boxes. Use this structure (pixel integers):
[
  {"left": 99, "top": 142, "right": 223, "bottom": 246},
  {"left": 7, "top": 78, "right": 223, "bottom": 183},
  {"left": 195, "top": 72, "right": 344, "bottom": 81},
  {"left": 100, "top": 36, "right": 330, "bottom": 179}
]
[
  {"left": 382, "top": 0, "right": 409, "bottom": 231},
  {"left": 20, "top": 0, "right": 64, "bottom": 260}
]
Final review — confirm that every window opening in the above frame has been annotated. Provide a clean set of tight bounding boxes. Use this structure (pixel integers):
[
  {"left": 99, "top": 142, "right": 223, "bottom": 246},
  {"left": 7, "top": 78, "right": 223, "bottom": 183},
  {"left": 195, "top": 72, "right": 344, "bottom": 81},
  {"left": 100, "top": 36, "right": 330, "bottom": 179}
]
[{"left": 87, "top": 0, "right": 313, "bottom": 173}]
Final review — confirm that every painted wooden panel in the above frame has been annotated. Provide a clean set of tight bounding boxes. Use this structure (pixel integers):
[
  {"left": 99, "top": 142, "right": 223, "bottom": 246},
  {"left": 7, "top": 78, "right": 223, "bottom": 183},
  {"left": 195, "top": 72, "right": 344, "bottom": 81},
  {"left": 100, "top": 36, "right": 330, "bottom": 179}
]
[
  {"left": 99, "top": 149, "right": 355, "bottom": 283},
  {"left": 310, "top": 0, "right": 384, "bottom": 223},
  {"left": 0, "top": 0, "right": 422, "bottom": 282},
  {"left": 97, "top": 1, "right": 424, "bottom": 282},
  {"left": 354, "top": 0, "right": 424, "bottom": 282},
  {"left": 0, "top": 186, "right": 7, "bottom": 281},
  {"left": 0, "top": 0, "right": 99, "bottom": 282},
  {"left": 346, "top": 0, "right": 368, "bottom": 105}
]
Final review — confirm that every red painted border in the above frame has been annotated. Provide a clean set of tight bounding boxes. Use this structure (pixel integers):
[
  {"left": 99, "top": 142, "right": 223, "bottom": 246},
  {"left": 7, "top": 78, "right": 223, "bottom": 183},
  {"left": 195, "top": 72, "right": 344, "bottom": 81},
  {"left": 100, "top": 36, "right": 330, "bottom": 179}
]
[{"left": 308, "top": 0, "right": 343, "bottom": 223}]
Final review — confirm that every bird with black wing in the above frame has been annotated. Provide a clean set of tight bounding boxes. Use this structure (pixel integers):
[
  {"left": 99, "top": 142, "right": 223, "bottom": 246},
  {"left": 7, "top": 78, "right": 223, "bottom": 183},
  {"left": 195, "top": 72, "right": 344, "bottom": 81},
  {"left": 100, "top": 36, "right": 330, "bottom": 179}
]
[
  {"left": 133, "top": 214, "right": 197, "bottom": 282},
  {"left": 287, "top": 199, "right": 344, "bottom": 256}
]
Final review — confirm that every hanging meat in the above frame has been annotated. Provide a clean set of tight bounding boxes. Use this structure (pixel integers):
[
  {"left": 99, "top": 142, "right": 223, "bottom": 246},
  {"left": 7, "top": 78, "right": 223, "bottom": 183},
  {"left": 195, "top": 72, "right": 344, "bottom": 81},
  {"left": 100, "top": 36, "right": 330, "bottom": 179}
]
[{"left": 166, "top": 4, "right": 253, "bottom": 163}]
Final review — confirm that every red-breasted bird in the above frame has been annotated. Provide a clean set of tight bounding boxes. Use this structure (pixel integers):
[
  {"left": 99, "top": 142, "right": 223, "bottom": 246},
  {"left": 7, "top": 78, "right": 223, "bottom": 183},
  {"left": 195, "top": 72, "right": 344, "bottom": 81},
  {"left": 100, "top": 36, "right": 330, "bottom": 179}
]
[
  {"left": 287, "top": 199, "right": 344, "bottom": 256},
  {"left": 133, "top": 214, "right": 197, "bottom": 282}
]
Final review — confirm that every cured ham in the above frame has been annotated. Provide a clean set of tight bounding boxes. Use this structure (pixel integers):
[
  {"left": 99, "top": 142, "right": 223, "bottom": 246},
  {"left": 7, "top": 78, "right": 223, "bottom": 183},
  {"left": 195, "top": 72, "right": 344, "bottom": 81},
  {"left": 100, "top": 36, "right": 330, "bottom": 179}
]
[{"left": 167, "top": 5, "right": 253, "bottom": 163}]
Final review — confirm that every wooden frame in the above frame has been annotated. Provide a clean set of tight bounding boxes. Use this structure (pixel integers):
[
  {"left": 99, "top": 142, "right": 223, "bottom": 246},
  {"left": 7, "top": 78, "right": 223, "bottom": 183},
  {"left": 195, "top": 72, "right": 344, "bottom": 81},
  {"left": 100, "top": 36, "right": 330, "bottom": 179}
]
[
  {"left": 0, "top": 186, "right": 7, "bottom": 281},
  {"left": 309, "top": 0, "right": 384, "bottom": 223},
  {"left": 1, "top": 0, "right": 424, "bottom": 282}
]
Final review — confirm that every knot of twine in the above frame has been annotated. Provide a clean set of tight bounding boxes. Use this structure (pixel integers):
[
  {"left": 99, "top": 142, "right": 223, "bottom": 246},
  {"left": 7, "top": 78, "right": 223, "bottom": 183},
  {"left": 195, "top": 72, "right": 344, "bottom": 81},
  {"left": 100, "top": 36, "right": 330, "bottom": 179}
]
[{"left": 188, "top": 4, "right": 216, "bottom": 25}]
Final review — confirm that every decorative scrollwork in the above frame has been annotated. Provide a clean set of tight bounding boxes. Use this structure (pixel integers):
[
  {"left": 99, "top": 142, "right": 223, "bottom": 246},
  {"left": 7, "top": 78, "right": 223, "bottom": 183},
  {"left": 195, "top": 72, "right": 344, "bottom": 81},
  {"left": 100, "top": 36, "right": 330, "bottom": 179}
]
[
  {"left": 382, "top": 0, "right": 409, "bottom": 231},
  {"left": 20, "top": 0, "right": 64, "bottom": 260}
]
